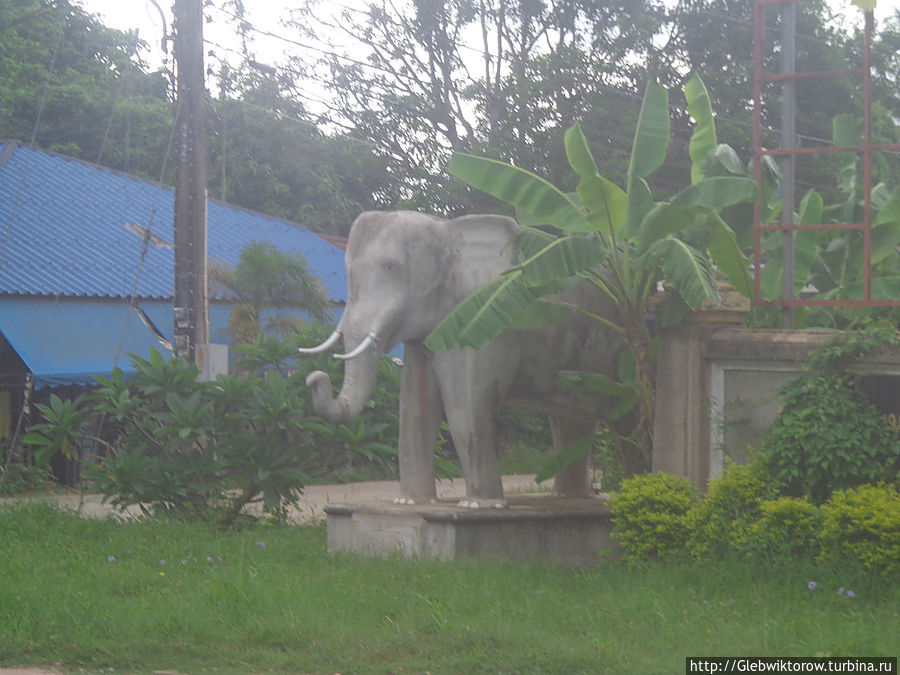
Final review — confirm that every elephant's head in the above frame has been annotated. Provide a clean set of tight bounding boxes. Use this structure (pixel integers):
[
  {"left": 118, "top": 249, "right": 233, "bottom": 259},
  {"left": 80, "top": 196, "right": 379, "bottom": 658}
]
[{"left": 300, "top": 210, "right": 517, "bottom": 424}]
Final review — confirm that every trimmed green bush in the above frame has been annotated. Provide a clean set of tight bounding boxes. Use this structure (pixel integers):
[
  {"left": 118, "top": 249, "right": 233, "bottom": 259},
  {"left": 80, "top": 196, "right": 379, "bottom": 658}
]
[
  {"left": 819, "top": 483, "right": 900, "bottom": 576},
  {"left": 748, "top": 496, "right": 820, "bottom": 560},
  {"left": 687, "top": 461, "right": 779, "bottom": 558},
  {"left": 610, "top": 472, "right": 699, "bottom": 560}
]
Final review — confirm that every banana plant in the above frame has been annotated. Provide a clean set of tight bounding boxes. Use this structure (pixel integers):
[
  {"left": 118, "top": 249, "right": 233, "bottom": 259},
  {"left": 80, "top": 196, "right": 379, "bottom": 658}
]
[
  {"left": 759, "top": 113, "right": 900, "bottom": 322},
  {"left": 425, "top": 74, "right": 757, "bottom": 451}
]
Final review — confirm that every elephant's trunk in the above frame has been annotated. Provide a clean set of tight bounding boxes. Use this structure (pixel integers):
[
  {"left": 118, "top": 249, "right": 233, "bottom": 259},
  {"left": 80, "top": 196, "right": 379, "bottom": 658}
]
[{"left": 305, "top": 331, "right": 381, "bottom": 424}]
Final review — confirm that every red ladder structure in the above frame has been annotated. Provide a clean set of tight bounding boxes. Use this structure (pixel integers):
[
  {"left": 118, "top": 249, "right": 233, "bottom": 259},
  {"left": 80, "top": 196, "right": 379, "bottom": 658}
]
[{"left": 752, "top": 0, "right": 900, "bottom": 312}]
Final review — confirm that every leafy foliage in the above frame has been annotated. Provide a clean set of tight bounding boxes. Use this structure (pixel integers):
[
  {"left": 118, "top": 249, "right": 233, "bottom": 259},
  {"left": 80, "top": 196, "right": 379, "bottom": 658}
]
[
  {"left": 209, "top": 240, "right": 331, "bottom": 344},
  {"left": 613, "top": 469, "right": 898, "bottom": 575},
  {"left": 686, "top": 462, "right": 780, "bottom": 558},
  {"left": 819, "top": 483, "right": 900, "bottom": 576},
  {"left": 748, "top": 496, "right": 821, "bottom": 560},
  {"left": 756, "top": 329, "right": 900, "bottom": 505},
  {"left": 609, "top": 472, "right": 699, "bottom": 561},
  {"left": 21, "top": 327, "right": 406, "bottom": 525}
]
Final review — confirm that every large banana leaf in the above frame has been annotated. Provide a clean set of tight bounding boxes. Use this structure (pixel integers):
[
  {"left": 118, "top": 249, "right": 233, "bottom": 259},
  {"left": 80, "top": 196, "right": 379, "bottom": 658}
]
[
  {"left": 671, "top": 176, "right": 758, "bottom": 212},
  {"left": 647, "top": 237, "right": 720, "bottom": 309},
  {"left": 638, "top": 177, "right": 757, "bottom": 252},
  {"left": 761, "top": 190, "right": 823, "bottom": 300},
  {"left": 623, "top": 176, "right": 655, "bottom": 240},
  {"left": 871, "top": 186, "right": 900, "bottom": 265},
  {"left": 706, "top": 209, "right": 754, "bottom": 298},
  {"left": 565, "top": 125, "right": 628, "bottom": 234},
  {"left": 709, "top": 144, "right": 746, "bottom": 175},
  {"left": 637, "top": 203, "right": 694, "bottom": 250},
  {"left": 425, "top": 273, "right": 529, "bottom": 351},
  {"left": 624, "top": 82, "right": 669, "bottom": 238},
  {"left": 517, "top": 234, "right": 608, "bottom": 287},
  {"left": 508, "top": 298, "right": 578, "bottom": 330},
  {"left": 425, "top": 271, "right": 578, "bottom": 352},
  {"left": 822, "top": 275, "right": 900, "bottom": 300},
  {"left": 448, "top": 154, "right": 588, "bottom": 232},
  {"left": 513, "top": 225, "right": 557, "bottom": 260},
  {"left": 685, "top": 73, "right": 717, "bottom": 185},
  {"left": 565, "top": 124, "right": 600, "bottom": 178},
  {"left": 628, "top": 81, "right": 669, "bottom": 179}
]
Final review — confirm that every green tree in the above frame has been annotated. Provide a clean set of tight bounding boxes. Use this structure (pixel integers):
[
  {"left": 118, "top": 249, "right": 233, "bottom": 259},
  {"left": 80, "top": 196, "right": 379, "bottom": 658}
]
[
  {"left": 287, "top": 0, "right": 665, "bottom": 214},
  {"left": 426, "top": 75, "right": 757, "bottom": 452},
  {"left": 209, "top": 240, "right": 331, "bottom": 344},
  {"left": 0, "top": 0, "right": 175, "bottom": 181}
]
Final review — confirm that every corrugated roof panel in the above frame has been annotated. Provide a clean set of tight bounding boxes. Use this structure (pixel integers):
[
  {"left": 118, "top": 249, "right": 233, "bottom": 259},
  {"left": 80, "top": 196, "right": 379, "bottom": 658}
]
[{"left": 0, "top": 142, "right": 346, "bottom": 302}]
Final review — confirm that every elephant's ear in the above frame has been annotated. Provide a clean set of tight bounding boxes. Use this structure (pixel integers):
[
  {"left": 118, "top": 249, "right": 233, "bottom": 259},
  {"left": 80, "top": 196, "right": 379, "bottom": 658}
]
[{"left": 449, "top": 214, "right": 519, "bottom": 256}]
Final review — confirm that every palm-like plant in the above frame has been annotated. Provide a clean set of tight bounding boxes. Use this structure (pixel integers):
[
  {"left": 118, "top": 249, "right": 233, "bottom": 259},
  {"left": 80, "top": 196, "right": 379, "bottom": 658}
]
[
  {"left": 210, "top": 240, "right": 331, "bottom": 343},
  {"left": 425, "top": 75, "right": 757, "bottom": 451}
]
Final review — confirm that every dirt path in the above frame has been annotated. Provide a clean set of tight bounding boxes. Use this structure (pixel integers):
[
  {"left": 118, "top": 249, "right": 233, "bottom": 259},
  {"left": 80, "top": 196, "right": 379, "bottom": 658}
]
[{"left": 7, "top": 473, "right": 540, "bottom": 523}]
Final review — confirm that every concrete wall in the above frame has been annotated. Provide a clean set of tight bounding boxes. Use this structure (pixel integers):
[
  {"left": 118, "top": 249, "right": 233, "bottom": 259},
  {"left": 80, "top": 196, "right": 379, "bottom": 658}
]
[{"left": 652, "top": 322, "right": 900, "bottom": 490}]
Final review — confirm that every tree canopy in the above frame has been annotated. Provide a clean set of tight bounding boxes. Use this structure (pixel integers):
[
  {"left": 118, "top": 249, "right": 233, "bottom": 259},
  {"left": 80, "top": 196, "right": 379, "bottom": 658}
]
[{"left": 2, "top": 0, "right": 898, "bottom": 233}]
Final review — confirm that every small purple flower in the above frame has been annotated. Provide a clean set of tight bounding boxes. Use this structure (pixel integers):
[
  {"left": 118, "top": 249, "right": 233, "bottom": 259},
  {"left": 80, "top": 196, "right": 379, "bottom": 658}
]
[
  {"left": 254, "top": 541, "right": 266, "bottom": 548},
  {"left": 807, "top": 581, "right": 817, "bottom": 590},
  {"left": 159, "top": 559, "right": 166, "bottom": 566},
  {"left": 847, "top": 590, "right": 855, "bottom": 598},
  {"left": 838, "top": 588, "right": 845, "bottom": 595},
  {"left": 107, "top": 555, "right": 115, "bottom": 563},
  {"left": 206, "top": 556, "right": 213, "bottom": 562}
]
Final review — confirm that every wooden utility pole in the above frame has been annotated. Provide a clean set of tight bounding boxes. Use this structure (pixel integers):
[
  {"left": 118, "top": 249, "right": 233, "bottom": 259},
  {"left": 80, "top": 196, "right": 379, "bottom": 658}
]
[{"left": 172, "top": 0, "right": 209, "bottom": 361}]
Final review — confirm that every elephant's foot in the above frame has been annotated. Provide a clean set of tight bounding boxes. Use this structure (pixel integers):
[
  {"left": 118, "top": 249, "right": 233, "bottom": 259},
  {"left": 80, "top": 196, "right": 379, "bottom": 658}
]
[
  {"left": 457, "top": 498, "right": 508, "bottom": 509},
  {"left": 392, "top": 496, "right": 418, "bottom": 505}
]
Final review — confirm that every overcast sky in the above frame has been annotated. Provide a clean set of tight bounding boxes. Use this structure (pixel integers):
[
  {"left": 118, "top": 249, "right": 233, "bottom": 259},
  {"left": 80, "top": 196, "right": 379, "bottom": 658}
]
[
  {"left": 75, "top": 0, "right": 900, "bottom": 118},
  {"left": 77, "top": 0, "right": 900, "bottom": 70},
  {"left": 77, "top": 1, "right": 310, "bottom": 70}
]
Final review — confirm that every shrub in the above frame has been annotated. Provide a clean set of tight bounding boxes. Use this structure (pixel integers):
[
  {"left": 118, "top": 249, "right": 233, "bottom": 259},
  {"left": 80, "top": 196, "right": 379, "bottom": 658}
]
[
  {"left": 687, "top": 461, "right": 779, "bottom": 559},
  {"left": 819, "top": 483, "right": 900, "bottom": 576},
  {"left": 747, "top": 496, "right": 821, "bottom": 560},
  {"left": 610, "top": 472, "right": 700, "bottom": 561},
  {"left": 756, "top": 327, "right": 900, "bottom": 505},
  {"left": 22, "top": 328, "right": 407, "bottom": 524}
]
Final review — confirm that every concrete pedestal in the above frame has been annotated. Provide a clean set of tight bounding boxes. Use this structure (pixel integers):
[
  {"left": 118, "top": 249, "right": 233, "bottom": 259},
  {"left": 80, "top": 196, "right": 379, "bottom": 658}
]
[{"left": 325, "top": 495, "right": 615, "bottom": 565}]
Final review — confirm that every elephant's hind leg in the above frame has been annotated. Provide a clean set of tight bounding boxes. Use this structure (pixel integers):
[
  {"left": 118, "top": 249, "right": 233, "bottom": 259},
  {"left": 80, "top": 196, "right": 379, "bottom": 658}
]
[{"left": 549, "top": 413, "right": 598, "bottom": 498}]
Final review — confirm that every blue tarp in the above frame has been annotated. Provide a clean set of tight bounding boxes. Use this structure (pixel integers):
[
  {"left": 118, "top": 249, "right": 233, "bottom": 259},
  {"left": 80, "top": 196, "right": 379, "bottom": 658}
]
[
  {"left": 0, "top": 298, "right": 349, "bottom": 388},
  {"left": 0, "top": 297, "right": 172, "bottom": 388}
]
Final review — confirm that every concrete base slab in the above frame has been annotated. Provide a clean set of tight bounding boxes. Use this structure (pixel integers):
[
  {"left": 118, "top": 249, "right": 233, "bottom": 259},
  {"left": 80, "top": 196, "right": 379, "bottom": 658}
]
[{"left": 325, "top": 494, "right": 616, "bottom": 565}]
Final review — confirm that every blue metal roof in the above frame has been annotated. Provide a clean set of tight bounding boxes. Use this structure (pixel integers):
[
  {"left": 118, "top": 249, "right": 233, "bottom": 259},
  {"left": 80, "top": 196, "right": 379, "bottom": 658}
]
[
  {"left": 0, "top": 297, "right": 173, "bottom": 388},
  {"left": 0, "top": 142, "right": 347, "bottom": 302}
]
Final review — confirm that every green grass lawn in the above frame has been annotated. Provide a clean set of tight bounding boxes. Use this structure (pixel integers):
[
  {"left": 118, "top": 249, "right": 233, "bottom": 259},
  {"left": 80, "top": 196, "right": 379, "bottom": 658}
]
[{"left": 1, "top": 502, "right": 896, "bottom": 674}]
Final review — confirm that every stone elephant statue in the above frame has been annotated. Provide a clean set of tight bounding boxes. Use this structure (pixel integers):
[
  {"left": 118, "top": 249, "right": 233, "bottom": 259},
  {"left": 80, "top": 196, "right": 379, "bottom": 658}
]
[{"left": 300, "top": 211, "right": 624, "bottom": 507}]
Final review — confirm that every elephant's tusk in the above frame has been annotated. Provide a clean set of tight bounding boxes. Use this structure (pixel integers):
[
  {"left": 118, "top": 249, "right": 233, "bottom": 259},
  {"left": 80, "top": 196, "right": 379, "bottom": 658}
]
[
  {"left": 298, "top": 328, "right": 342, "bottom": 355},
  {"left": 334, "top": 332, "right": 378, "bottom": 360}
]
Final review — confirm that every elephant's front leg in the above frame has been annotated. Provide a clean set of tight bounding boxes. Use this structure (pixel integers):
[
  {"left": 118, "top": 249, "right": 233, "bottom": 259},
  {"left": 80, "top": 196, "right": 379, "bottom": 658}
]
[
  {"left": 433, "top": 350, "right": 507, "bottom": 508},
  {"left": 395, "top": 343, "right": 443, "bottom": 504}
]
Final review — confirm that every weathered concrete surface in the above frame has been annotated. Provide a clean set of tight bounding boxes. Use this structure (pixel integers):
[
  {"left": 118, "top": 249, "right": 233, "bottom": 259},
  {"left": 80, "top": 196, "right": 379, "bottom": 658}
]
[
  {"left": 654, "top": 323, "right": 900, "bottom": 490},
  {"left": 326, "top": 494, "right": 615, "bottom": 565},
  {"left": 3, "top": 474, "right": 541, "bottom": 524}
]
